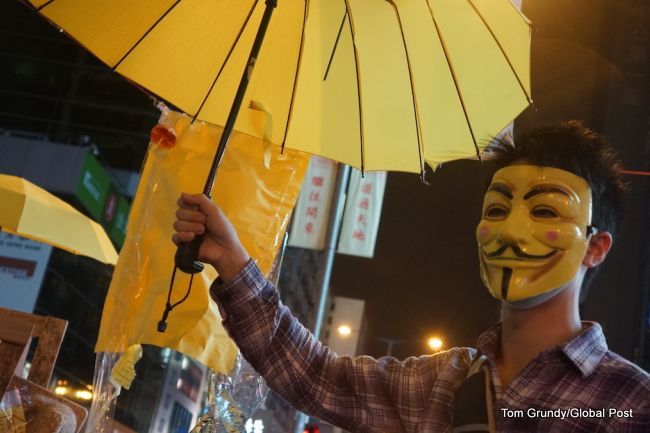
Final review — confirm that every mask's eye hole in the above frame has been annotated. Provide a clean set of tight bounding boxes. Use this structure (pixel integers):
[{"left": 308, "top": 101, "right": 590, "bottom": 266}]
[
  {"left": 532, "top": 206, "right": 559, "bottom": 219},
  {"left": 485, "top": 205, "right": 508, "bottom": 219}
]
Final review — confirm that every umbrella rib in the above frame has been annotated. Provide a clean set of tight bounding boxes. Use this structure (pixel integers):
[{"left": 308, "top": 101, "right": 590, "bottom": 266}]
[
  {"left": 112, "top": 0, "right": 184, "bottom": 71},
  {"left": 425, "top": 0, "right": 481, "bottom": 160},
  {"left": 323, "top": 10, "right": 348, "bottom": 81},
  {"left": 386, "top": 1, "right": 425, "bottom": 180},
  {"left": 465, "top": 0, "right": 532, "bottom": 103},
  {"left": 281, "top": 0, "right": 310, "bottom": 152},
  {"left": 27, "top": 0, "right": 186, "bottom": 114},
  {"left": 193, "top": 0, "right": 260, "bottom": 121},
  {"left": 343, "top": 0, "right": 365, "bottom": 174},
  {"left": 35, "top": 0, "right": 56, "bottom": 12}
]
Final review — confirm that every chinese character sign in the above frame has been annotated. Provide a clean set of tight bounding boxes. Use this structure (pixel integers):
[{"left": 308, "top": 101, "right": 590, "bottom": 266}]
[
  {"left": 288, "top": 156, "right": 338, "bottom": 250},
  {"left": 337, "top": 170, "right": 387, "bottom": 258}
]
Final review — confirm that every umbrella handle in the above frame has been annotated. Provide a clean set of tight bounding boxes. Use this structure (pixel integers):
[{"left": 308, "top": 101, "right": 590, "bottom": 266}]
[{"left": 175, "top": 237, "right": 205, "bottom": 274}]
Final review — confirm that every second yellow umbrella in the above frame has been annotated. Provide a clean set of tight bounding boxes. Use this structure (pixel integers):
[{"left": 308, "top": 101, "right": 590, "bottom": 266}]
[{"left": 0, "top": 174, "right": 118, "bottom": 265}]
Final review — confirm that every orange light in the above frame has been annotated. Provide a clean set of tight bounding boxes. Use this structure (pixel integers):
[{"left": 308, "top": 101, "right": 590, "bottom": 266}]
[
  {"left": 427, "top": 337, "right": 444, "bottom": 351},
  {"left": 75, "top": 389, "right": 93, "bottom": 400},
  {"left": 337, "top": 325, "right": 352, "bottom": 336}
]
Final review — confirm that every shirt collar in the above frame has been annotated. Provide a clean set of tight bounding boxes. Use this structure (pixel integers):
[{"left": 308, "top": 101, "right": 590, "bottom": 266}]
[
  {"left": 475, "top": 322, "right": 501, "bottom": 367},
  {"left": 559, "top": 321, "right": 608, "bottom": 377},
  {"left": 475, "top": 321, "right": 608, "bottom": 377}
]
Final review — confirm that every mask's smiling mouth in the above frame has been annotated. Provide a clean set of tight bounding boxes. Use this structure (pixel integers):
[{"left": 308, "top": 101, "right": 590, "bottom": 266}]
[{"left": 483, "top": 245, "right": 558, "bottom": 260}]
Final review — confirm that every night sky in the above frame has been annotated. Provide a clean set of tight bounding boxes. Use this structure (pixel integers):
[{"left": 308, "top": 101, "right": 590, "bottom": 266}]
[{"left": 331, "top": 162, "right": 497, "bottom": 358}]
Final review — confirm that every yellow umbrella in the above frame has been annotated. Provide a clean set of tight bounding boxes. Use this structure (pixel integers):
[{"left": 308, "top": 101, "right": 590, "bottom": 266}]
[
  {"left": 24, "top": 0, "right": 531, "bottom": 273},
  {"left": 0, "top": 174, "right": 118, "bottom": 265},
  {"left": 24, "top": 0, "right": 531, "bottom": 174}
]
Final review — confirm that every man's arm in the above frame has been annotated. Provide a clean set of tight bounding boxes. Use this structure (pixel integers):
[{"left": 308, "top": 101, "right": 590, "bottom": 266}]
[
  {"left": 173, "top": 193, "right": 463, "bottom": 432},
  {"left": 213, "top": 259, "right": 463, "bottom": 431}
]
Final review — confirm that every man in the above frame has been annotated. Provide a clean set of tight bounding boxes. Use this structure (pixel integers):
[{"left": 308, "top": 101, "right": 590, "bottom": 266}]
[{"left": 173, "top": 121, "right": 649, "bottom": 432}]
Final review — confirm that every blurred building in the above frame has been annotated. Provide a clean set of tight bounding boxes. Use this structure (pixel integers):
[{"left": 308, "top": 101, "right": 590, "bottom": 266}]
[
  {"left": 306, "top": 296, "right": 366, "bottom": 433},
  {"left": 0, "top": 2, "right": 158, "bottom": 171},
  {"left": 259, "top": 246, "right": 326, "bottom": 433},
  {"left": 324, "top": 296, "right": 367, "bottom": 357},
  {"left": 148, "top": 350, "right": 207, "bottom": 433}
]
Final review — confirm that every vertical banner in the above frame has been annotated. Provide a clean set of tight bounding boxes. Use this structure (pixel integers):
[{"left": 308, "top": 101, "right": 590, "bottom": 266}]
[
  {"left": 0, "top": 233, "right": 52, "bottom": 313},
  {"left": 337, "top": 170, "right": 387, "bottom": 258},
  {"left": 288, "top": 156, "right": 337, "bottom": 250}
]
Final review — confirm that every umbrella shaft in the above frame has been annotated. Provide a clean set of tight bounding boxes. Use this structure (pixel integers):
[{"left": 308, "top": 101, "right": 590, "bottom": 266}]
[{"left": 203, "top": 0, "right": 279, "bottom": 197}]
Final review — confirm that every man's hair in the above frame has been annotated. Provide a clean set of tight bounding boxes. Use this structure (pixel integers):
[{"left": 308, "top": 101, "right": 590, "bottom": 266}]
[{"left": 485, "top": 120, "right": 628, "bottom": 302}]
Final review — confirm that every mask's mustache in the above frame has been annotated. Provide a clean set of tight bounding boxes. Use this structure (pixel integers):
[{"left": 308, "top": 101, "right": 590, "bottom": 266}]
[{"left": 484, "top": 244, "right": 557, "bottom": 260}]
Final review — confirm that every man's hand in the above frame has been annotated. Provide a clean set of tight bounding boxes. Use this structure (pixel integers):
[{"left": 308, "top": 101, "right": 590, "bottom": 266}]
[{"left": 172, "top": 193, "right": 250, "bottom": 282}]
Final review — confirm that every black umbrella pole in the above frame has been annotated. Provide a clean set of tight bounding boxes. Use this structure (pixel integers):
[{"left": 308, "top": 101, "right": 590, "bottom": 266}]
[
  {"left": 175, "top": 0, "right": 278, "bottom": 275},
  {"left": 203, "top": 0, "right": 278, "bottom": 197}
]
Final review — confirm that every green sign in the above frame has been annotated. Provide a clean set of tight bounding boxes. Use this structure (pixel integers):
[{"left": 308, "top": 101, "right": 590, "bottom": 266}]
[
  {"left": 75, "top": 153, "right": 111, "bottom": 220},
  {"left": 75, "top": 152, "right": 131, "bottom": 249},
  {"left": 108, "top": 195, "right": 130, "bottom": 248}
]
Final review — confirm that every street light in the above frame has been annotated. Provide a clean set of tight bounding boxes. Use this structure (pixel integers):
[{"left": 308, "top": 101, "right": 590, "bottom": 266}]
[
  {"left": 332, "top": 324, "right": 362, "bottom": 356},
  {"left": 427, "top": 336, "right": 444, "bottom": 352},
  {"left": 339, "top": 328, "right": 445, "bottom": 355},
  {"left": 337, "top": 325, "right": 352, "bottom": 336},
  {"left": 376, "top": 335, "right": 445, "bottom": 356}
]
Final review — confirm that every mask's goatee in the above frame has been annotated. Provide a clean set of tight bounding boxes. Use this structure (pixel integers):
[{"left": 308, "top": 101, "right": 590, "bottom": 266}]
[{"left": 501, "top": 267, "right": 513, "bottom": 299}]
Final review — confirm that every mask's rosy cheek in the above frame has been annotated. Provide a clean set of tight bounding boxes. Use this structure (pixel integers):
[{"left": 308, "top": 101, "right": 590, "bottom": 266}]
[
  {"left": 476, "top": 222, "right": 493, "bottom": 245},
  {"left": 546, "top": 230, "right": 558, "bottom": 241},
  {"left": 534, "top": 224, "right": 583, "bottom": 250}
]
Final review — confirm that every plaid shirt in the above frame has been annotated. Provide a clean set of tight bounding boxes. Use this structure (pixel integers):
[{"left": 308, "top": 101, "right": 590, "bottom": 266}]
[{"left": 211, "top": 261, "right": 650, "bottom": 432}]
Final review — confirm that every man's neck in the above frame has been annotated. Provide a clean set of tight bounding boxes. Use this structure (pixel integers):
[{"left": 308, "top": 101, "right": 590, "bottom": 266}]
[{"left": 496, "top": 283, "right": 582, "bottom": 388}]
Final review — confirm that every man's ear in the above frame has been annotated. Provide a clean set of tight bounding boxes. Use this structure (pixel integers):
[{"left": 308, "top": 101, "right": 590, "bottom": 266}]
[{"left": 583, "top": 231, "right": 613, "bottom": 268}]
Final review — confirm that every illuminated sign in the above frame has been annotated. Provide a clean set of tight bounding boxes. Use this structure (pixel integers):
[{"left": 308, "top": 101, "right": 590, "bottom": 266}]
[
  {"left": 76, "top": 152, "right": 111, "bottom": 220},
  {"left": 0, "top": 233, "right": 52, "bottom": 313},
  {"left": 245, "top": 419, "right": 264, "bottom": 433}
]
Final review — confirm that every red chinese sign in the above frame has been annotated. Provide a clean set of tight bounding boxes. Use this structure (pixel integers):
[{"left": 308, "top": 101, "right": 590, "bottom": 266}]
[
  {"left": 337, "top": 170, "right": 387, "bottom": 258},
  {"left": 288, "top": 157, "right": 338, "bottom": 250}
]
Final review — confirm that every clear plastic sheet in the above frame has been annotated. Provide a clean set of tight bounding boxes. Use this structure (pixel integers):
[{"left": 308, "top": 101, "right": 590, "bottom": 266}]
[
  {"left": 190, "top": 355, "right": 268, "bottom": 433},
  {"left": 0, "top": 380, "right": 29, "bottom": 433},
  {"left": 83, "top": 353, "right": 121, "bottom": 433}
]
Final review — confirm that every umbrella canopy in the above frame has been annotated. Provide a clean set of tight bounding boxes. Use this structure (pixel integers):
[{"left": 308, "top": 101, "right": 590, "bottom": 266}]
[
  {"left": 0, "top": 174, "right": 118, "bottom": 265},
  {"left": 24, "top": 0, "right": 531, "bottom": 174}
]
